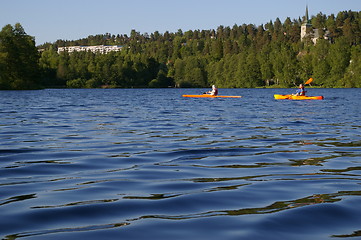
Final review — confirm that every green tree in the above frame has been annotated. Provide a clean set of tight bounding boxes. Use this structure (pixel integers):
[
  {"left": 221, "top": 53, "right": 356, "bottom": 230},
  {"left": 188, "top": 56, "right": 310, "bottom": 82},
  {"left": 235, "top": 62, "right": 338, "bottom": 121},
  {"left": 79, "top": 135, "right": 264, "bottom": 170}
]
[
  {"left": 223, "top": 54, "right": 239, "bottom": 87},
  {"left": 149, "top": 69, "right": 173, "bottom": 88},
  {"left": 211, "top": 39, "right": 223, "bottom": 60},
  {"left": 312, "top": 12, "right": 327, "bottom": 29},
  {"left": 298, "top": 50, "right": 313, "bottom": 82},
  {"left": 66, "top": 78, "right": 86, "bottom": 88},
  {"left": 174, "top": 58, "right": 186, "bottom": 87},
  {"left": 258, "top": 44, "right": 274, "bottom": 85},
  {"left": 0, "top": 51, "right": 7, "bottom": 89},
  {"left": 214, "top": 59, "right": 226, "bottom": 87},
  {"left": 327, "top": 37, "right": 351, "bottom": 87},
  {"left": 183, "top": 57, "right": 207, "bottom": 87},
  {"left": 311, "top": 39, "right": 331, "bottom": 86},
  {"left": 0, "top": 23, "right": 40, "bottom": 89},
  {"left": 340, "top": 45, "right": 361, "bottom": 87},
  {"left": 243, "top": 50, "right": 262, "bottom": 87},
  {"left": 56, "top": 52, "right": 70, "bottom": 85},
  {"left": 235, "top": 52, "right": 248, "bottom": 87},
  {"left": 39, "top": 47, "right": 61, "bottom": 87},
  {"left": 271, "top": 42, "right": 297, "bottom": 86}
]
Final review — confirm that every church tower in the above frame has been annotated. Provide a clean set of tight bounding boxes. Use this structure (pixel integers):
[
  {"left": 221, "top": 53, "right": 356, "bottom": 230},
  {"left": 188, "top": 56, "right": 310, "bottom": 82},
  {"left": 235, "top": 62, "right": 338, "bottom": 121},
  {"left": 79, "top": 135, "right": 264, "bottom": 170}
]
[{"left": 301, "top": 5, "right": 313, "bottom": 41}]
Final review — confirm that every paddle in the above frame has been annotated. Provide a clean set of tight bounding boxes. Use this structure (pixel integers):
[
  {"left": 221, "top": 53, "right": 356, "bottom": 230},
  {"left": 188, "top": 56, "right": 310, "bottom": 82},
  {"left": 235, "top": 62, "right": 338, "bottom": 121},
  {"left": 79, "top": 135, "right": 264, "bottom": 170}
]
[{"left": 305, "top": 78, "right": 313, "bottom": 85}]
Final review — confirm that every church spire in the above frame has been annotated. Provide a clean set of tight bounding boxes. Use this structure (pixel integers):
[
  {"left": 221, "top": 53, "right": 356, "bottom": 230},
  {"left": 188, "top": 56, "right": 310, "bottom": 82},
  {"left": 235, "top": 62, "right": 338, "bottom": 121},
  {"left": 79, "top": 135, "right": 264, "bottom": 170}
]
[
  {"left": 301, "top": 5, "right": 313, "bottom": 42},
  {"left": 303, "top": 5, "right": 311, "bottom": 25}
]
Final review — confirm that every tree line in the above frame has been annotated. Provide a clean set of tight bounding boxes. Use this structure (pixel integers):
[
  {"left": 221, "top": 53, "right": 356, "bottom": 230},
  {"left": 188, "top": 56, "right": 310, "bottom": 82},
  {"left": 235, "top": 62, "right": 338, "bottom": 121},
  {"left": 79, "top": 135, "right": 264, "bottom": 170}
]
[{"left": 1, "top": 10, "right": 361, "bottom": 90}]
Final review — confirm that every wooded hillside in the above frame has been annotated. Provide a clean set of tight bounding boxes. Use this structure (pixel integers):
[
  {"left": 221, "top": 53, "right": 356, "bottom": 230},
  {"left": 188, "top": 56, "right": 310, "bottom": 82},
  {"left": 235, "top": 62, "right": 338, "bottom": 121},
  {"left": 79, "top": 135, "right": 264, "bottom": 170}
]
[{"left": 1, "top": 10, "right": 360, "bottom": 89}]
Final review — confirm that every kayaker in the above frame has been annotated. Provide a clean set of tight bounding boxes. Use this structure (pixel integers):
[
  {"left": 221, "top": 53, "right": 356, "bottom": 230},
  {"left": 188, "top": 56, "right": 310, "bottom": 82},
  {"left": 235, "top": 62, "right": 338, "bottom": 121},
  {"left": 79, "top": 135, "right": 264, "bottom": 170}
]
[
  {"left": 206, "top": 85, "right": 218, "bottom": 96},
  {"left": 294, "top": 84, "right": 306, "bottom": 96}
]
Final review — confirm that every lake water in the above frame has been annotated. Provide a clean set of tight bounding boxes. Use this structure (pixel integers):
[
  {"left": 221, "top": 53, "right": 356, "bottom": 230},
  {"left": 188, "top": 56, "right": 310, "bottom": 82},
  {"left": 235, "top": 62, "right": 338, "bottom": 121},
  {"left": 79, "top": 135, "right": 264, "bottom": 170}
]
[{"left": 1, "top": 88, "right": 360, "bottom": 240}]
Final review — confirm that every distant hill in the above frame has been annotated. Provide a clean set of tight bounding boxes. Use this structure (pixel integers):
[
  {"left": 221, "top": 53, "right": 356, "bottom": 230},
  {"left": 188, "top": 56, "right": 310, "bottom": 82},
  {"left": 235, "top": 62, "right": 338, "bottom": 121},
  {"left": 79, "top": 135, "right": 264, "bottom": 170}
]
[{"left": 3, "top": 11, "right": 360, "bottom": 90}]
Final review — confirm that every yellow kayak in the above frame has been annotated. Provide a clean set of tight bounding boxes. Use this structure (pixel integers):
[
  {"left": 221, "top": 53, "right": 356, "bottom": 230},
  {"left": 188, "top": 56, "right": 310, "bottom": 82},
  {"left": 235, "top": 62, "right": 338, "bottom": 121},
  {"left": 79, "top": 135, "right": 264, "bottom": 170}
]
[{"left": 274, "top": 94, "right": 324, "bottom": 100}]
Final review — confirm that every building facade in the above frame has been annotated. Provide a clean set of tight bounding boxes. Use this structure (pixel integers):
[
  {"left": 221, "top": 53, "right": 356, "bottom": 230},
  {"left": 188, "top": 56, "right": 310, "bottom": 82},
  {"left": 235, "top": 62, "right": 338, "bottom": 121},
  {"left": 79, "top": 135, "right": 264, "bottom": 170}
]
[
  {"left": 57, "top": 45, "right": 122, "bottom": 54},
  {"left": 300, "top": 6, "right": 329, "bottom": 44}
]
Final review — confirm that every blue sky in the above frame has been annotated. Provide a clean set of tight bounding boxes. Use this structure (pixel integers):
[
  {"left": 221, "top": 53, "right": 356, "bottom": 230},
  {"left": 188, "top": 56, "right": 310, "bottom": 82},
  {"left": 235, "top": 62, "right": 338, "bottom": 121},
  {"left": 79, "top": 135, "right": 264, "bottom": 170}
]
[{"left": 1, "top": 0, "right": 360, "bottom": 45}]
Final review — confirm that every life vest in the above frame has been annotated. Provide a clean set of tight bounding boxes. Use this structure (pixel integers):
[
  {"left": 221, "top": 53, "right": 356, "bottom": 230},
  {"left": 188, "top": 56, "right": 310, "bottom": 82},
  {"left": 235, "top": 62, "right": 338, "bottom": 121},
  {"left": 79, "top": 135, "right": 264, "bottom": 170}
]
[
  {"left": 299, "top": 87, "right": 305, "bottom": 96},
  {"left": 213, "top": 88, "right": 218, "bottom": 96}
]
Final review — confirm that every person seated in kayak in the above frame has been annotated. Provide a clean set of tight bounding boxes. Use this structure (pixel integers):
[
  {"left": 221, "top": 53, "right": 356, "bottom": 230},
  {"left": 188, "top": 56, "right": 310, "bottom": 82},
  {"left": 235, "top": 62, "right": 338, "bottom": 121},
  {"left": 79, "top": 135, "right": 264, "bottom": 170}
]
[
  {"left": 294, "top": 84, "right": 306, "bottom": 96},
  {"left": 206, "top": 85, "right": 218, "bottom": 96}
]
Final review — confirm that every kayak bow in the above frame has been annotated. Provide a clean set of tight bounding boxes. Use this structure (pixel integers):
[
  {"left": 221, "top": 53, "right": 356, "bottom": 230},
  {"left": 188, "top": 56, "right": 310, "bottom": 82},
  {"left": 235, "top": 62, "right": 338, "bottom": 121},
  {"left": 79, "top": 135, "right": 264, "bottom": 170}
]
[
  {"left": 182, "top": 94, "right": 242, "bottom": 98},
  {"left": 274, "top": 94, "right": 324, "bottom": 100}
]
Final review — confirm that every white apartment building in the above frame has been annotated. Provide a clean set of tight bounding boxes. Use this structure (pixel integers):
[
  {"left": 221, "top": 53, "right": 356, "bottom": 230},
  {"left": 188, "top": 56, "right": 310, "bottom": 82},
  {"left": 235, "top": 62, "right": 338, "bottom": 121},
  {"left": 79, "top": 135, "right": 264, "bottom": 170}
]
[{"left": 57, "top": 45, "right": 123, "bottom": 54}]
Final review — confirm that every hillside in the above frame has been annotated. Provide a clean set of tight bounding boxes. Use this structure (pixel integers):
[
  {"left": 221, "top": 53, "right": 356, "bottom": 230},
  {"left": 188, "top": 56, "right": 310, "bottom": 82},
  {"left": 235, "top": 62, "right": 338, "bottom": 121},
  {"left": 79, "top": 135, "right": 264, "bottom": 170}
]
[{"left": 1, "top": 10, "right": 360, "bottom": 90}]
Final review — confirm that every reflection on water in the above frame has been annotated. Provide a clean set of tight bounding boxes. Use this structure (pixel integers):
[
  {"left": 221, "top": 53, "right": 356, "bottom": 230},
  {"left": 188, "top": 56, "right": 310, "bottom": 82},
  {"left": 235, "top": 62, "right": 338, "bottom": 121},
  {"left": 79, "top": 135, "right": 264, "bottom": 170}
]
[{"left": 0, "top": 88, "right": 361, "bottom": 240}]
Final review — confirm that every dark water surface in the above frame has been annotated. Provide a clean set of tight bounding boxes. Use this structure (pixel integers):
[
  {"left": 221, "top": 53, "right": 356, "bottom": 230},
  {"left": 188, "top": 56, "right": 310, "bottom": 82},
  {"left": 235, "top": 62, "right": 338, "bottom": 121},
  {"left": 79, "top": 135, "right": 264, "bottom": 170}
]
[{"left": 1, "top": 88, "right": 361, "bottom": 240}]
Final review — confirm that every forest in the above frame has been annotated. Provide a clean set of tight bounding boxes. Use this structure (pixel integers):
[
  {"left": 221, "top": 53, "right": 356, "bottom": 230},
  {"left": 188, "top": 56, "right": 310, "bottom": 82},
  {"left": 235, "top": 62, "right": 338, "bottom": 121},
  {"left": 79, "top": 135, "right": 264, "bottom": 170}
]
[{"left": 0, "top": 10, "right": 360, "bottom": 90}]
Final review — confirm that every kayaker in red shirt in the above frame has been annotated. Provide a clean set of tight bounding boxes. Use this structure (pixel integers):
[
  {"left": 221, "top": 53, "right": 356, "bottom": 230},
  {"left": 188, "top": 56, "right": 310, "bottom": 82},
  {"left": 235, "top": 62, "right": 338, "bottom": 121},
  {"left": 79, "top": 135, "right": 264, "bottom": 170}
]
[{"left": 206, "top": 85, "right": 218, "bottom": 96}]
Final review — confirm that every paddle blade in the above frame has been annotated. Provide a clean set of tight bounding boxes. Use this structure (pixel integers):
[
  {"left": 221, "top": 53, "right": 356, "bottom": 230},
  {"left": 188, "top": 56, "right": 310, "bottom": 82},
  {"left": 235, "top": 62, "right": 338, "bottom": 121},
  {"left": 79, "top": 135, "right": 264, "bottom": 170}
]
[{"left": 305, "top": 78, "right": 313, "bottom": 85}]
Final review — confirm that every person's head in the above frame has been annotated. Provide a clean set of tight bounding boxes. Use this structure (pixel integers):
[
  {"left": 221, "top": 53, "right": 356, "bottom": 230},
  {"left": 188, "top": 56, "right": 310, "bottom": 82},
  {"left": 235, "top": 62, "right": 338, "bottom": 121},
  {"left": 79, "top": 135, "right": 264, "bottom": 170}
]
[
  {"left": 299, "top": 84, "right": 304, "bottom": 88},
  {"left": 212, "top": 85, "right": 216, "bottom": 89}
]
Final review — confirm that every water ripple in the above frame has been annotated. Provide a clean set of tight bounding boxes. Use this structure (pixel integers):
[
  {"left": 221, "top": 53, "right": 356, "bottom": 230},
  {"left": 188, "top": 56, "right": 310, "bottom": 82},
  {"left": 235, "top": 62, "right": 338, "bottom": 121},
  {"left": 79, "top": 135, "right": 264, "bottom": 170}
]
[{"left": 1, "top": 88, "right": 361, "bottom": 240}]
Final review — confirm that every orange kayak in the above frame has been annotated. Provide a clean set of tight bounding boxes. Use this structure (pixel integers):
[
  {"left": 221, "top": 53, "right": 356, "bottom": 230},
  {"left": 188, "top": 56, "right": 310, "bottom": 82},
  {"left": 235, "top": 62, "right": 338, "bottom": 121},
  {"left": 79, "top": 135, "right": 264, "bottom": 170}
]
[
  {"left": 274, "top": 94, "right": 324, "bottom": 100},
  {"left": 182, "top": 94, "right": 242, "bottom": 98}
]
